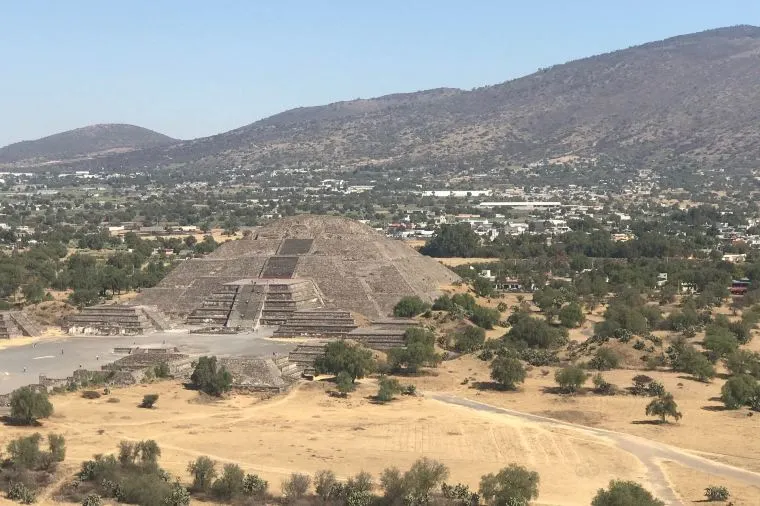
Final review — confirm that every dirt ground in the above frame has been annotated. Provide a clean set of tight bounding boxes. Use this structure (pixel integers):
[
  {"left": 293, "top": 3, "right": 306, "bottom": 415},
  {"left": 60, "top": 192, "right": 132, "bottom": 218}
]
[
  {"left": 2, "top": 379, "right": 650, "bottom": 506},
  {"left": 0, "top": 327, "right": 65, "bottom": 352},
  {"left": 410, "top": 355, "right": 760, "bottom": 475},
  {"left": 663, "top": 461, "right": 760, "bottom": 505}
]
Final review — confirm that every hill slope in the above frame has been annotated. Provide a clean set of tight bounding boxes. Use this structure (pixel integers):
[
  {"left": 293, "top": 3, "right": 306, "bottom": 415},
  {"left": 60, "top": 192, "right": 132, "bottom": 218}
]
[
  {"left": 12, "top": 25, "right": 760, "bottom": 171},
  {"left": 0, "top": 124, "right": 176, "bottom": 164}
]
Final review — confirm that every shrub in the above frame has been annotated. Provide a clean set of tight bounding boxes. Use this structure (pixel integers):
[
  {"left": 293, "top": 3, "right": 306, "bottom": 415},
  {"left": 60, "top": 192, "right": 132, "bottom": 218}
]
[
  {"left": 7, "top": 483, "right": 36, "bottom": 504},
  {"left": 82, "top": 390, "right": 102, "bottom": 399},
  {"left": 281, "top": 473, "right": 311, "bottom": 502},
  {"left": 7, "top": 434, "right": 42, "bottom": 472},
  {"left": 154, "top": 362, "right": 171, "bottom": 378},
  {"left": 82, "top": 493, "right": 102, "bottom": 506},
  {"left": 393, "top": 296, "right": 431, "bottom": 317},
  {"left": 454, "top": 326, "right": 486, "bottom": 353},
  {"left": 211, "top": 463, "right": 245, "bottom": 500},
  {"left": 187, "top": 456, "right": 217, "bottom": 492},
  {"left": 554, "top": 366, "right": 588, "bottom": 393},
  {"left": 335, "top": 371, "right": 355, "bottom": 396},
  {"left": 164, "top": 481, "right": 190, "bottom": 506},
  {"left": 401, "top": 384, "right": 417, "bottom": 396},
  {"left": 388, "top": 328, "right": 438, "bottom": 373},
  {"left": 504, "top": 313, "right": 567, "bottom": 349},
  {"left": 48, "top": 433, "right": 66, "bottom": 462},
  {"left": 592, "top": 374, "right": 616, "bottom": 395},
  {"left": 470, "top": 305, "right": 501, "bottom": 329},
  {"left": 432, "top": 295, "right": 454, "bottom": 311},
  {"left": 190, "top": 356, "right": 233, "bottom": 396},
  {"left": 242, "top": 473, "right": 268, "bottom": 497},
  {"left": 314, "top": 470, "right": 339, "bottom": 502},
  {"left": 140, "top": 394, "right": 159, "bottom": 409},
  {"left": 518, "top": 348, "right": 559, "bottom": 366},
  {"left": 589, "top": 348, "right": 620, "bottom": 371},
  {"left": 490, "top": 356, "right": 526, "bottom": 390},
  {"left": 592, "top": 480, "right": 664, "bottom": 506},
  {"left": 10, "top": 386, "right": 54, "bottom": 425},
  {"left": 724, "top": 349, "right": 760, "bottom": 378},
  {"left": 720, "top": 374, "right": 759, "bottom": 409},
  {"left": 376, "top": 377, "right": 402, "bottom": 403},
  {"left": 704, "top": 485, "right": 730, "bottom": 501},
  {"left": 479, "top": 464, "right": 539, "bottom": 506}
]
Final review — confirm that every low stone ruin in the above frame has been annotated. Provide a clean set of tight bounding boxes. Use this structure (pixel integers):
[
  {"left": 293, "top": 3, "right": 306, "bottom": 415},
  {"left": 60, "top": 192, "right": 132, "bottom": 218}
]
[
  {"left": 0, "top": 311, "right": 43, "bottom": 339},
  {"left": 65, "top": 305, "right": 172, "bottom": 335},
  {"left": 273, "top": 309, "right": 357, "bottom": 337}
]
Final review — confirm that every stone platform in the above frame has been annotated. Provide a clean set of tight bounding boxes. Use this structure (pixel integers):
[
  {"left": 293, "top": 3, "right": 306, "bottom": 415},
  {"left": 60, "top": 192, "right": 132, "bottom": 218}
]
[
  {"left": 0, "top": 311, "right": 42, "bottom": 339},
  {"left": 65, "top": 305, "right": 169, "bottom": 335}
]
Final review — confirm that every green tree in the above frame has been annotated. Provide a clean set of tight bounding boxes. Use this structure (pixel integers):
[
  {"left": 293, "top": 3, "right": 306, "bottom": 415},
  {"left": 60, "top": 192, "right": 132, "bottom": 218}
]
[
  {"left": 645, "top": 393, "right": 682, "bottom": 423},
  {"left": 703, "top": 325, "right": 739, "bottom": 357},
  {"left": 724, "top": 349, "right": 760, "bottom": 378},
  {"left": 504, "top": 313, "right": 567, "bottom": 349},
  {"left": 559, "top": 302, "right": 585, "bottom": 328},
  {"left": 10, "top": 386, "right": 54, "bottom": 425},
  {"left": 190, "top": 356, "right": 233, "bottom": 396},
  {"left": 454, "top": 326, "right": 486, "bottom": 353},
  {"left": 393, "top": 296, "right": 431, "bottom": 317},
  {"left": 68, "top": 288, "right": 100, "bottom": 309},
  {"left": 470, "top": 305, "right": 501, "bottom": 330},
  {"left": 314, "top": 340, "right": 376, "bottom": 382},
  {"left": 591, "top": 480, "right": 664, "bottom": 506},
  {"left": 554, "top": 366, "right": 588, "bottom": 393},
  {"left": 479, "top": 464, "right": 540, "bottom": 506},
  {"left": 187, "top": 456, "right": 217, "bottom": 492},
  {"left": 420, "top": 223, "right": 481, "bottom": 257},
  {"left": 388, "top": 327, "right": 439, "bottom": 373},
  {"left": 490, "top": 356, "right": 526, "bottom": 390},
  {"left": 472, "top": 277, "right": 495, "bottom": 297},
  {"left": 720, "top": 374, "right": 759, "bottom": 409},
  {"left": 402, "top": 458, "right": 449, "bottom": 504}
]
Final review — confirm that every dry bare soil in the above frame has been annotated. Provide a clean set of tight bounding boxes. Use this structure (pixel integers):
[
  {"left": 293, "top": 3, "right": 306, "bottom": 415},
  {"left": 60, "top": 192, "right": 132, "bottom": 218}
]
[{"left": 3, "top": 362, "right": 760, "bottom": 505}]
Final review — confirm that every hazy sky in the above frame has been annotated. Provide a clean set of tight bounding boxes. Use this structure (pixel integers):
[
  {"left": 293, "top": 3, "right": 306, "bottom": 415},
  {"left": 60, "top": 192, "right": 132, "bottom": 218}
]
[{"left": 1, "top": 0, "right": 759, "bottom": 146}]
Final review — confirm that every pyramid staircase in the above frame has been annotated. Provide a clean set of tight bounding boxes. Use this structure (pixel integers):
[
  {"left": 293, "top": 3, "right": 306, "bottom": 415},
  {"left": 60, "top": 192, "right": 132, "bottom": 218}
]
[
  {"left": 186, "top": 279, "right": 322, "bottom": 329},
  {"left": 66, "top": 305, "right": 160, "bottom": 335},
  {"left": 186, "top": 284, "right": 239, "bottom": 326}
]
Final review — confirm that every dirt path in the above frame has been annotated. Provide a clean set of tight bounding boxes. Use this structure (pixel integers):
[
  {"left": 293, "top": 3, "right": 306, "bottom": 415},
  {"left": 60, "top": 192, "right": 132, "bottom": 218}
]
[{"left": 432, "top": 393, "right": 760, "bottom": 505}]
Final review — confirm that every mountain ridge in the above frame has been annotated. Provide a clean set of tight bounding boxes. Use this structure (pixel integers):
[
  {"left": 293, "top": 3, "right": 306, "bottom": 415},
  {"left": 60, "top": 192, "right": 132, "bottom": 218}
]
[
  {"left": 0, "top": 124, "right": 176, "bottom": 165},
  {"left": 5, "top": 25, "right": 760, "bottom": 171}
]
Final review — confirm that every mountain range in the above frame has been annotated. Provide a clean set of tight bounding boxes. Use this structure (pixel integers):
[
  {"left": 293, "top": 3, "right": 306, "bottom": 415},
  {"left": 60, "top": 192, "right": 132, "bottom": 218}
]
[{"left": 3, "top": 25, "right": 760, "bottom": 171}]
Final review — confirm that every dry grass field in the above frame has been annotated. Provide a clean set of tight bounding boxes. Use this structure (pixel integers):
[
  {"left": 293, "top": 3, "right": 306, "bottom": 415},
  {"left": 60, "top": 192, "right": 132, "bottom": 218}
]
[{"left": 1, "top": 379, "right": 649, "bottom": 506}]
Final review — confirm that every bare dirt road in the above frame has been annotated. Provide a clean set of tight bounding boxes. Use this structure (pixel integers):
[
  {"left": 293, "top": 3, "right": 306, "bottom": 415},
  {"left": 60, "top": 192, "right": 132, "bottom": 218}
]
[{"left": 432, "top": 393, "right": 760, "bottom": 505}]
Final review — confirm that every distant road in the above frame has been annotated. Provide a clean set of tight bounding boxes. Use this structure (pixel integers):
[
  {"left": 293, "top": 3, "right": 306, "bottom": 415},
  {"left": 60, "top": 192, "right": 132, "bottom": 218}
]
[
  {"left": 432, "top": 393, "right": 760, "bottom": 505},
  {"left": 0, "top": 329, "right": 295, "bottom": 394}
]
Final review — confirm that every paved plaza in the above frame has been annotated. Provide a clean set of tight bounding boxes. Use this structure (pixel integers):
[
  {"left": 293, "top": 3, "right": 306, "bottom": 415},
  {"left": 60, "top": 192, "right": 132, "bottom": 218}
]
[{"left": 0, "top": 329, "right": 295, "bottom": 394}]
